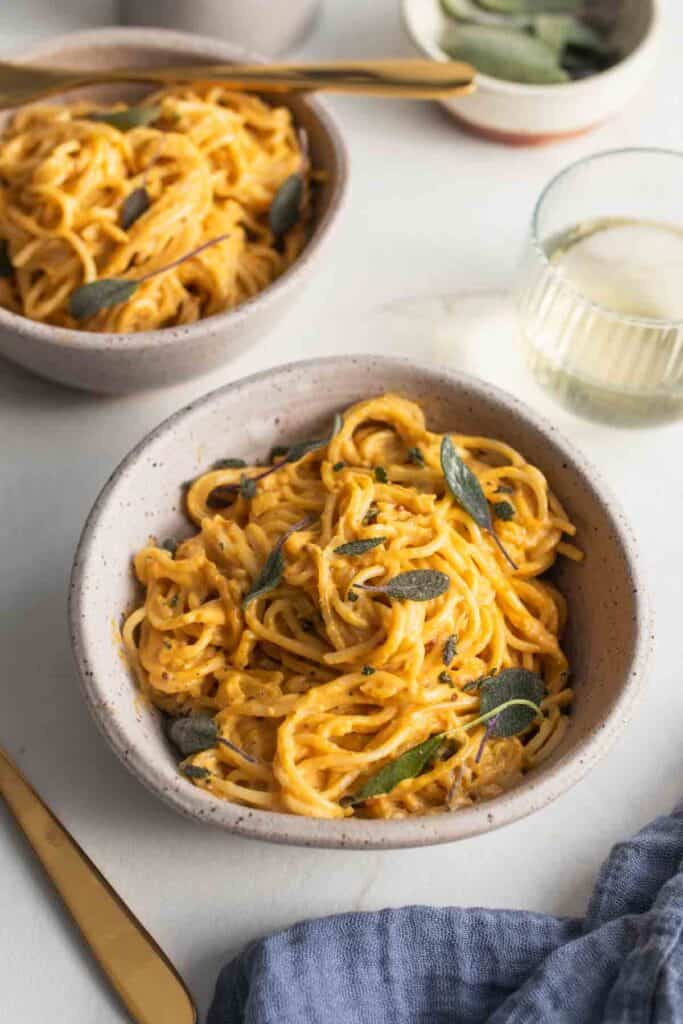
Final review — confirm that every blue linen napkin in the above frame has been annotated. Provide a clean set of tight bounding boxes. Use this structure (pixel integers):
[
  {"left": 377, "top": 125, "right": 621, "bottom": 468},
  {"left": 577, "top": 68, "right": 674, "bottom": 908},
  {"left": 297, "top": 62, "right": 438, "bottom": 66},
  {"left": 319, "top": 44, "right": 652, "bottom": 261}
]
[{"left": 208, "top": 801, "right": 683, "bottom": 1023}]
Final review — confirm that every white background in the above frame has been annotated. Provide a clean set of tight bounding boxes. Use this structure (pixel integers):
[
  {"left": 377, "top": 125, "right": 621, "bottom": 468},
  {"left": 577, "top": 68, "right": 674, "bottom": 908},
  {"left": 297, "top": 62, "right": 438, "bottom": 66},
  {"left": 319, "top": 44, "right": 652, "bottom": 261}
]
[{"left": 1, "top": 2, "right": 682, "bottom": 1021}]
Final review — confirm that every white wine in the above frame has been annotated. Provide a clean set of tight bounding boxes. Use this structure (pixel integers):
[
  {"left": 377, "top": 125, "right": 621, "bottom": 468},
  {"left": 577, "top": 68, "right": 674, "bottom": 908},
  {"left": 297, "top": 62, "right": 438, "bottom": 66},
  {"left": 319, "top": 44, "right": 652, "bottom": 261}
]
[{"left": 519, "top": 217, "right": 683, "bottom": 425}]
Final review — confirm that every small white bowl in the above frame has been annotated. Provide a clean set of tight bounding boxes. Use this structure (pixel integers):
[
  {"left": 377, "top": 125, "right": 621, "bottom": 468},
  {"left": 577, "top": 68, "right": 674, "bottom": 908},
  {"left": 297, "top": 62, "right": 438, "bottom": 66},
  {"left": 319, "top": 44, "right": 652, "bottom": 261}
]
[
  {"left": 70, "top": 356, "right": 650, "bottom": 849},
  {"left": 0, "top": 28, "right": 348, "bottom": 393},
  {"left": 402, "top": 0, "right": 661, "bottom": 145}
]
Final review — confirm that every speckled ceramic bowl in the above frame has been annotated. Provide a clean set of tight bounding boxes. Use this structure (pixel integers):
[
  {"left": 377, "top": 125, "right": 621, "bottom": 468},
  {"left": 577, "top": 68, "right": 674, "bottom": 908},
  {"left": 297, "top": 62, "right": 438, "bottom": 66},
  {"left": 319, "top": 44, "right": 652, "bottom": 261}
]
[
  {"left": 402, "top": 0, "right": 660, "bottom": 145},
  {"left": 0, "top": 29, "right": 347, "bottom": 393},
  {"left": 70, "top": 357, "right": 650, "bottom": 848}
]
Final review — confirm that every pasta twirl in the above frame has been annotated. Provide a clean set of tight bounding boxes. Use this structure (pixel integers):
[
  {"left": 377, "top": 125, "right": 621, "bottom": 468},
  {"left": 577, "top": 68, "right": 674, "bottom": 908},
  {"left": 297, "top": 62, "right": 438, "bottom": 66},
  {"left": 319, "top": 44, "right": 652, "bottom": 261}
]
[
  {"left": 0, "top": 85, "right": 310, "bottom": 332},
  {"left": 123, "top": 395, "right": 580, "bottom": 820}
]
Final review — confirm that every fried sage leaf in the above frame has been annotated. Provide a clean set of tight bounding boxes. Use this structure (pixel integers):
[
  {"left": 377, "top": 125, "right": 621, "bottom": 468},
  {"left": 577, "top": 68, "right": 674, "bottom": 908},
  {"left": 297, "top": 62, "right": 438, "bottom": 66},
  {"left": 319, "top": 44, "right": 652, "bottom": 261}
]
[
  {"left": 181, "top": 764, "right": 212, "bottom": 780},
  {"left": 269, "top": 173, "right": 304, "bottom": 237},
  {"left": 120, "top": 186, "right": 150, "bottom": 229},
  {"left": 243, "top": 515, "right": 315, "bottom": 608},
  {"left": 442, "top": 633, "right": 458, "bottom": 666},
  {"left": 344, "top": 733, "right": 446, "bottom": 805},
  {"left": 440, "top": 436, "right": 516, "bottom": 569},
  {"left": 68, "top": 278, "right": 138, "bottom": 319},
  {"left": 167, "top": 713, "right": 217, "bottom": 756},
  {"left": 87, "top": 105, "right": 160, "bottom": 131},
  {"left": 478, "top": 668, "right": 545, "bottom": 736},
  {"left": 0, "top": 240, "right": 13, "bottom": 278},
  {"left": 334, "top": 537, "right": 386, "bottom": 557},
  {"left": 354, "top": 569, "right": 450, "bottom": 602},
  {"left": 440, "top": 23, "right": 568, "bottom": 84}
]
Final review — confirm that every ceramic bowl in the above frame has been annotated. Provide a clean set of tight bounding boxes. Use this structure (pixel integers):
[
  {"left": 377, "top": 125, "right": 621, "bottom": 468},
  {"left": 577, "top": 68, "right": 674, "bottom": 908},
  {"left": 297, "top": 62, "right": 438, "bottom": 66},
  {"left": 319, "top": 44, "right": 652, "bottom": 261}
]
[
  {"left": 70, "top": 356, "right": 650, "bottom": 849},
  {"left": 0, "top": 28, "right": 347, "bottom": 393},
  {"left": 117, "top": 0, "right": 321, "bottom": 58},
  {"left": 402, "top": 0, "right": 660, "bottom": 145}
]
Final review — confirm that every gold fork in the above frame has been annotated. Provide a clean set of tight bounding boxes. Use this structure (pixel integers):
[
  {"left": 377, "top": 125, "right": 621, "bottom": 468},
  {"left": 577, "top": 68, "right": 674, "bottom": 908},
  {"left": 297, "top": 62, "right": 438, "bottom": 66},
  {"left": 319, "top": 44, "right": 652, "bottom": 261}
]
[
  {"left": 0, "top": 58, "right": 475, "bottom": 109},
  {"left": 0, "top": 746, "right": 196, "bottom": 1024}
]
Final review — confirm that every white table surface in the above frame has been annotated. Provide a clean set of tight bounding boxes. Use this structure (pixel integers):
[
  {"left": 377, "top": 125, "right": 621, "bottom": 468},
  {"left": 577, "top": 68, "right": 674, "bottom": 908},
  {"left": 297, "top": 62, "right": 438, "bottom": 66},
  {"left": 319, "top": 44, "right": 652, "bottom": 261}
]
[{"left": 1, "top": 2, "right": 682, "bottom": 1020}]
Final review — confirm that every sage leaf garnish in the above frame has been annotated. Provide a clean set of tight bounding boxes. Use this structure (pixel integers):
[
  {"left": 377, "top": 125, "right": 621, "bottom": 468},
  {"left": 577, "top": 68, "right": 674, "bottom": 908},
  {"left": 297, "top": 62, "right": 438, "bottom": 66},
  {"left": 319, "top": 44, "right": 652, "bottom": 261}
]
[
  {"left": 347, "top": 591, "right": 359, "bottom": 603},
  {"left": 120, "top": 186, "right": 150, "bottom": 229},
  {"left": 478, "top": 668, "right": 544, "bottom": 736},
  {"left": 493, "top": 500, "right": 515, "bottom": 521},
  {"left": 374, "top": 466, "right": 388, "bottom": 483},
  {"left": 440, "top": 436, "right": 517, "bottom": 570},
  {"left": 0, "top": 240, "right": 13, "bottom": 278},
  {"left": 533, "top": 12, "right": 607, "bottom": 56},
  {"left": 440, "top": 23, "right": 569, "bottom": 84},
  {"left": 269, "top": 173, "right": 304, "bottom": 238},
  {"left": 181, "top": 764, "right": 211, "bottom": 780},
  {"left": 242, "top": 515, "right": 315, "bottom": 609},
  {"left": 87, "top": 105, "right": 160, "bottom": 131},
  {"left": 213, "top": 458, "right": 247, "bottom": 470},
  {"left": 361, "top": 665, "right": 375, "bottom": 676},
  {"left": 207, "top": 414, "right": 342, "bottom": 504},
  {"left": 334, "top": 537, "right": 386, "bottom": 557},
  {"left": 407, "top": 446, "right": 425, "bottom": 468},
  {"left": 496, "top": 483, "right": 514, "bottom": 494},
  {"left": 167, "top": 713, "right": 217, "bottom": 756},
  {"left": 344, "top": 733, "right": 445, "bottom": 805},
  {"left": 69, "top": 278, "right": 138, "bottom": 319},
  {"left": 354, "top": 569, "right": 450, "bottom": 602},
  {"left": 477, "top": 0, "right": 581, "bottom": 12},
  {"left": 441, "top": 0, "right": 531, "bottom": 26},
  {"left": 269, "top": 445, "right": 289, "bottom": 461},
  {"left": 68, "top": 233, "right": 230, "bottom": 320},
  {"left": 333, "top": 461, "right": 345, "bottom": 472},
  {"left": 442, "top": 633, "right": 458, "bottom": 666},
  {"left": 439, "top": 671, "right": 454, "bottom": 686},
  {"left": 363, "top": 505, "right": 379, "bottom": 525}
]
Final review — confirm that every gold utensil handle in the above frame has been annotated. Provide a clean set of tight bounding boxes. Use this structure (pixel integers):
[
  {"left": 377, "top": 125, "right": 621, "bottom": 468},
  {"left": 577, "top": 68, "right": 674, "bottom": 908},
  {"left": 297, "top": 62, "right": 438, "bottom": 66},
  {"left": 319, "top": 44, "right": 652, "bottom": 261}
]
[
  {"left": 0, "top": 58, "right": 475, "bottom": 108},
  {"left": 0, "top": 748, "right": 196, "bottom": 1024}
]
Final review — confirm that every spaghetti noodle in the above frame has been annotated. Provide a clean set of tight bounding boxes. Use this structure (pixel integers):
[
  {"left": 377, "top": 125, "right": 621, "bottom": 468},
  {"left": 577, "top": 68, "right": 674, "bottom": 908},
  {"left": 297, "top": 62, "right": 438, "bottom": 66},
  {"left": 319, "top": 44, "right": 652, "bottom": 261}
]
[
  {"left": 123, "top": 394, "right": 580, "bottom": 819},
  {"left": 0, "top": 84, "right": 310, "bottom": 331}
]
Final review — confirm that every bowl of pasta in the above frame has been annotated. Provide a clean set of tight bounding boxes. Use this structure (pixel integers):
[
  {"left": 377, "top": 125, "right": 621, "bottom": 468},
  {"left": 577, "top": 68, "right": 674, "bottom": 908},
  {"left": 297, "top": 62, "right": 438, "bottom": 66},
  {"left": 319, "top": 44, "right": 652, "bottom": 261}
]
[
  {"left": 0, "top": 28, "right": 347, "bottom": 393},
  {"left": 70, "top": 356, "right": 649, "bottom": 848}
]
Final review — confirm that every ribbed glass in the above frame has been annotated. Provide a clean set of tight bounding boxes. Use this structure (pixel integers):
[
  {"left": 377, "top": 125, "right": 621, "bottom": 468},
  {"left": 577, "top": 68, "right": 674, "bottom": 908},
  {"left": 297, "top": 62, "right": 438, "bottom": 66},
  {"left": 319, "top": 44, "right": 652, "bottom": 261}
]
[{"left": 516, "top": 150, "right": 683, "bottom": 426}]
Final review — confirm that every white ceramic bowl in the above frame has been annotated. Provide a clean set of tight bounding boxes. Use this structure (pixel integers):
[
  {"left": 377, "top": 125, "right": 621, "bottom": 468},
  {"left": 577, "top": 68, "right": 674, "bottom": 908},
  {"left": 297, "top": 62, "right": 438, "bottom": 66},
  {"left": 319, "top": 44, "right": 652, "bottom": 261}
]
[
  {"left": 0, "top": 28, "right": 348, "bottom": 393},
  {"left": 402, "top": 0, "right": 661, "bottom": 145},
  {"left": 70, "top": 356, "right": 650, "bottom": 849}
]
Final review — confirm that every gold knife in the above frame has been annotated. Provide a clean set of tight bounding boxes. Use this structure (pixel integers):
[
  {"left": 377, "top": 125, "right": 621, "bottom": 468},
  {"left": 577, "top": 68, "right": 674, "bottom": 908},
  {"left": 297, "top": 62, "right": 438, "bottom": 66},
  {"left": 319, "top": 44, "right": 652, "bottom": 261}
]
[{"left": 0, "top": 746, "right": 196, "bottom": 1024}]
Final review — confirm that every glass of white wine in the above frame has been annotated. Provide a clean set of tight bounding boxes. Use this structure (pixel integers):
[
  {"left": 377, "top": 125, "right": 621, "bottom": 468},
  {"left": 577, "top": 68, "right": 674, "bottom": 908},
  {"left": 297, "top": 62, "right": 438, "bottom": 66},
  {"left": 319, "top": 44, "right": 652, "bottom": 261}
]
[{"left": 516, "top": 149, "right": 683, "bottom": 426}]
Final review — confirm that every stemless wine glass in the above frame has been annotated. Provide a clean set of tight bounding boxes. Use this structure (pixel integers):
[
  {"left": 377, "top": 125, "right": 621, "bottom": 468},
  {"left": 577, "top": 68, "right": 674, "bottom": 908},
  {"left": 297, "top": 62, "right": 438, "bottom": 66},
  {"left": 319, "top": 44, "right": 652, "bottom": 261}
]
[{"left": 516, "top": 149, "right": 683, "bottom": 426}]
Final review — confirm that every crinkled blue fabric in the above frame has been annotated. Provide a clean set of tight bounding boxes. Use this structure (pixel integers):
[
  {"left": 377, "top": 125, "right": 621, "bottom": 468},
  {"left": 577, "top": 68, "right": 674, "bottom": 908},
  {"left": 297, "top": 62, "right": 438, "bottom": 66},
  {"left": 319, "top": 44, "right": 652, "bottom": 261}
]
[{"left": 208, "top": 801, "right": 683, "bottom": 1023}]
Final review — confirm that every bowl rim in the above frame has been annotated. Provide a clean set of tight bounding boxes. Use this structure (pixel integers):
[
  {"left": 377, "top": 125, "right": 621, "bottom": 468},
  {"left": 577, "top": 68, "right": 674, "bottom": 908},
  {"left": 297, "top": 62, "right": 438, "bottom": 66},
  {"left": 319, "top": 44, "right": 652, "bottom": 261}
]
[
  {"left": 401, "top": 0, "right": 661, "bottom": 97},
  {"left": 0, "top": 26, "right": 349, "bottom": 352},
  {"left": 69, "top": 355, "right": 652, "bottom": 849}
]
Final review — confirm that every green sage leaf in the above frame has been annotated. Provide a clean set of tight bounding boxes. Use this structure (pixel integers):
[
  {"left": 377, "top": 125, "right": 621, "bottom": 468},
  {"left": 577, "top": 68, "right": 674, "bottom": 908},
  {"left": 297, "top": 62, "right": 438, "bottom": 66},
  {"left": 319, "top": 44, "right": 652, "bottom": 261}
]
[
  {"left": 239, "top": 473, "right": 257, "bottom": 500},
  {"left": 0, "top": 240, "right": 13, "bottom": 278},
  {"left": 441, "top": 436, "right": 516, "bottom": 569},
  {"left": 243, "top": 516, "right": 314, "bottom": 608},
  {"left": 440, "top": 0, "right": 531, "bottom": 26},
  {"left": 269, "top": 173, "right": 304, "bottom": 237},
  {"left": 443, "top": 633, "right": 458, "bottom": 666},
  {"left": 355, "top": 569, "right": 450, "bottom": 602},
  {"left": 476, "top": 0, "right": 581, "bottom": 12},
  {"left": 334, "top": 537, "right": 386, "bottom": 557},
  {"left": 181, "top": 764, "right": 211, "bottom": 780},
  {"left": 87, "top": 105, "right": 160, "bottom": 131},
  {"left": 167, "top": 713, "right": 217, "bottom": 755},
  {"left": 533, "top": 13, "right": 608, "bottom": 55},
  {"left": 478, "top": 668, "right": 544, "bottom": 736},
  {"left": 68, "top": 277, "right": 138, "bottom": 320},
  {"left": 493, "top": 500, "right": 515, "bottom": 521},
  {"left": 407, "top": 446, "right": 425, "bottom": 468},
  {"left": 345, "top": 733, "right": 446, "bottom": 804},
  {"left": 120, "top": 186, "right": 150, "bottom": 229},
  {"left": 283, "top": 412, "right": 343, "bottom": 464},
  {"left": 440, "top": 23, "right": 569, "bottom": 84}
]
